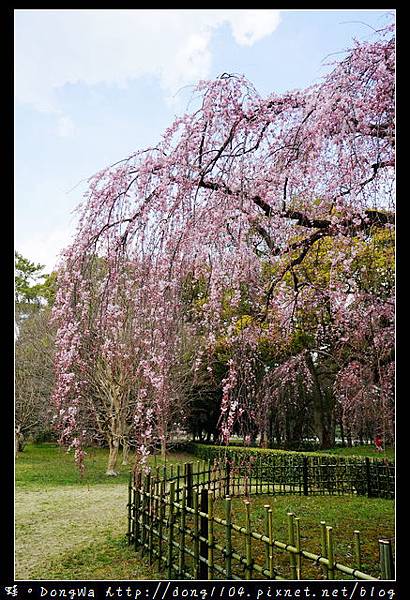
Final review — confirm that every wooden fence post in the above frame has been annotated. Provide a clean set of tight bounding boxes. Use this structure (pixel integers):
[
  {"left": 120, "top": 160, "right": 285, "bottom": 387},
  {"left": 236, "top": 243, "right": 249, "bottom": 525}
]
[
  {"left": 320, "top": 521, "right": 328, "bottom": 579},
  {"left": 288, "top": 513, "right": 297, "bottom": 579},
  {"left": 303, "top": 457, "right": 309, "bottom": 496},
  {"left": 295, "top": 517, "right": 302, "bottom": 580},
  {"left": 226, "top": 461, "right": 231, "bottom": 497},
  {"left": 193, "top": 491, "right": 200, "bottom": 580},
  {"left": 141, "top": 472, "right": 150, "bottom": 556},
  {"left": 158, "top": 479, "right": 165, "bottom": 570},
  {"left": 199, "top": 488, "right": 209, "bottom": 579},
  {"left": 185, "top": 463, "right": 193, "bottom": 508},
  {"left": 354, "top": 530, "right": 362, "bottom": 572},
  {"left": 264, "top": 505, "right": 270, "bottom": 574},
  {"left": 148, "top": 475, "right": 154, "bottom": 564},
  {"left": 176, "top": 464, "right": 181, "bottom": 503},
  {"left": 127, "top": 475, "right": 133, "bottom": 545},
  {"left": 134, "top": 472, "right": 142, "bottom": 551},
  {"left": 208, "top": 491, "right": 214, "bottom": 580},
  {"left": 196, "top": 460, "right": 200, "bottom": 486},
  {"left": 167, "top": 481, "right": 176, "bottom": 579},
  {"left": 365, "top": 457, "right": 372, "bottom": 498},
  {"left": 268, "top": 508, "right": 275, "bottom": 578},
  {"left": 178, "top": 487, "right": 186, "bottom": 578},
  {"left": 379, "top": 539, "right": 394, "bottom": 579},
  {"left": 326, "top": 526, "right": 335, "bottom": 580},
  {"left": 225, "top": 496, "right": 232, "bottom": 579},
  {"left": 244, "top": 500, "right": 252, "bottom": 580}
]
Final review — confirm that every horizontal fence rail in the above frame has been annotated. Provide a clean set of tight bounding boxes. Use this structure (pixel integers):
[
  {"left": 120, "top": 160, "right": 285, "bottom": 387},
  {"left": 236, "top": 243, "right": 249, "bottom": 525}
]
[{"left": 127, "top": 460, "right": 395, "bottom": 581}]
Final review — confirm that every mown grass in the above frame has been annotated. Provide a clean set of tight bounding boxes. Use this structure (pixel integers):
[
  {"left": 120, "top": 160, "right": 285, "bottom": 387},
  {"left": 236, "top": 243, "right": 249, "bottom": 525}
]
[
  {"left": 15, "top": 443, "right": 395, "bottom": 580},
  {"left": 212, "top": 494, "right": 394, "bottom": 580},
  {"left": 15, "top": 443, "right": 196, "bottom": 488},
  {"left": 15, "top": 444, "right": 194, "bottom": 580}
]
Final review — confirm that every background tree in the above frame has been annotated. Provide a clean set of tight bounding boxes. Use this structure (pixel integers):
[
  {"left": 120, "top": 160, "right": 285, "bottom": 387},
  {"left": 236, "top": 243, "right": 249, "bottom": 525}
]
[
  {"left": 15, "top": 252, "right": 59, "bottom": 453},
  {"left": 15, "top": 307, "right": 56, "bottom": 451}
]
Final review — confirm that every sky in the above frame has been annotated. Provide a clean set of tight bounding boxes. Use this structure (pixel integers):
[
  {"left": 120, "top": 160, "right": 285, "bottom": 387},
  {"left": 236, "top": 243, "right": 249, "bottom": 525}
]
[{"left": 14, "top": 8, "right": 394, "bottom": 274}]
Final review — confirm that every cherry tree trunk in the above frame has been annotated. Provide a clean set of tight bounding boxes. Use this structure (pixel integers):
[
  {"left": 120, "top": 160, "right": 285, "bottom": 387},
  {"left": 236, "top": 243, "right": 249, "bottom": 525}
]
[
  {"left": 305, "top": 352, "right": 335, "bottom": 450},
  {"left": 106, "top": 438, "right": 119, "bottom": 475},
  {"left": 121, "top": 440, "right": 130, "bottom": 466}
]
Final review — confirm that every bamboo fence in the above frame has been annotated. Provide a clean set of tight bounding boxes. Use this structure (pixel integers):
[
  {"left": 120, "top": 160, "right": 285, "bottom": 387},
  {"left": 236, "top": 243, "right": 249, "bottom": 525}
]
[
  {"left": 127, "top": 460, "right": 395, "bottom": 581},
  {"left": 186, "top": 448, "right": 395, "bottom": 499}
]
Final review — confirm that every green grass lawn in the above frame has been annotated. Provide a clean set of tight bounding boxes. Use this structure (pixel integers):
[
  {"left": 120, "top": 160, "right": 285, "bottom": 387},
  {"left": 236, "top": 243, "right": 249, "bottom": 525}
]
[
  {"left": 15, "top": 442, "right": 195, "bottom": 488},
  {"left": 317, "top": 446, "right": 395, "bottom": 461},
  {"left": 15, "top": 443, "right": 395, "bottom": 580},
  {"left": 212, "top": 494, "right": 394, "bottom": 580},
  {"left": 15, "top": 444, "right": 193, "bottom": 580}
]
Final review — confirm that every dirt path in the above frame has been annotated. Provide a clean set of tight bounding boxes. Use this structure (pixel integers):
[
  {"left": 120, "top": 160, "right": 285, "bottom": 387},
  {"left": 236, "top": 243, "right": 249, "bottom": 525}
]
[{"left": 15, "top": 484, "right": 128, "bottom": 579}]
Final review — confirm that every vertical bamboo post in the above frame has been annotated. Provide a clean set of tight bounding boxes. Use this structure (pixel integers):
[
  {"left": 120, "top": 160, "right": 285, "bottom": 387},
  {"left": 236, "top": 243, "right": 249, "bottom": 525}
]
[
  {"left": 225, "top": 496, "right": 232, "bottom": 579},
  {"left": 375, "top": 460, "right": 381, "bottom": 497},
  {"left": 258, "top": 456, "right": 261, "bottom": 494},
  {"left": 365, "top": 457, "right": 372, "bottom": 498},
  {"left": 226, "top": 461, "right": 231, "bottom": 497},
  {"left": 353, "top": 530, "right": 362, "bottom": 571},
  {"left": 193, "top": 491, "right": 200, "bottom": 579},
  {"left": 263, "top": 505, "right": 270, "bottom": 573},
  {"left": 379, "top": 539, "right": 394, "bottom": 579},
  {"left": 178, "top": 487, "right": 186, "bottom": 578},
  {"left": 167, "top": 481, "right": 176, "bottom": 579},
  {"left": 326, "top": 526, "right": 335, "bottom": 580},
  {"left": 199, "top": 488, "right": 208, "bottom": 579},
  {"left": 176, "top": 464, "right": 181, "bottom": 503},
  {"left": 127, "top": 475, "right": 132, "bottom": 544},
  {"left": 287, "top": 512, "right": 297, "bottom": 579},
  {"left": 148, "top": 476, "right": 155, "bottom": 564},
  {"left": 303, "top": 457, "right": 309, "bottom": 496},
  {"left": 185, "top": 463, "right": 193, "bottom": 508},
  {"left": 208, "top": 491, "right": 214, "bottom": 579},
  {"left": 244, "top": 500, "right": 252, "bottom": 580},
  {"left": 134, "top": 472, "right": 141, "bottom": 551},
  {"left": 268, "top": 508, "right": 274, "bottom": 578},
  {"left": 141, "top": 472, "right": 149, "bottom": 556},
  {"left": 295, "top": 517, "right": 302, "bottom": 580},
  {"left": 158, "top": 479, "right": 165, "bottom": 569},
  {"left": 320, "top": 521, "right": 328, "bottom": 578},
  {"left": 267, "top": 458, "right": 270, "bottom": 495}
]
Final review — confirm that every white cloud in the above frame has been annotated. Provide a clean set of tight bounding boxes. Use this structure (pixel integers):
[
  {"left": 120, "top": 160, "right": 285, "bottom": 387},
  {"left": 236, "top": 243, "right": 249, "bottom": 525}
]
[
  {"left": 14, "top": 9, "right": 281, "bottom": 112},
  {"left": 229, "top": 10, "right": 282, "bottom": 46},
  {"left": 16, "top": 226, "right": 76, "bottom": 273}
]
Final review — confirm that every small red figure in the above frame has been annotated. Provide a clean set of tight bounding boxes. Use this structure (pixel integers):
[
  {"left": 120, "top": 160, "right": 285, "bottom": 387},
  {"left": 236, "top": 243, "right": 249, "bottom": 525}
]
[{"left": 374, "top": 434, "right": 383, "bottom": 452}]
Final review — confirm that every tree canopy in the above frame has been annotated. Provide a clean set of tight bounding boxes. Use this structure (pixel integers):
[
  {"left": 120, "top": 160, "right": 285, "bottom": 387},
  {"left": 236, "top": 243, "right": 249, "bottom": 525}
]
[{"left": 52, "top": 23, "right": 395, "bottom": 467}]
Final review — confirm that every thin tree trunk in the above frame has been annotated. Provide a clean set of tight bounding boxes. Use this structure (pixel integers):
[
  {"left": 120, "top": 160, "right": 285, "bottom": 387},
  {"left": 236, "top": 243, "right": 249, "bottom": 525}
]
[
  {"left": 106, "top": 437, "right": 120, "bottom": 475},
  {"left": 15, "top": 427, "right": 24, "bottom": 456},
  {"left": 121, "top": 440, "right": 130, "bottom": 466}
]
